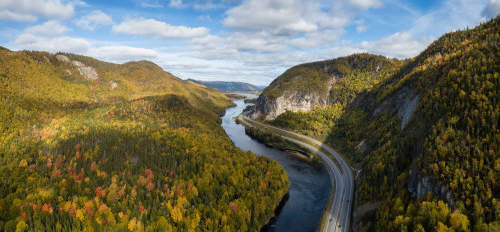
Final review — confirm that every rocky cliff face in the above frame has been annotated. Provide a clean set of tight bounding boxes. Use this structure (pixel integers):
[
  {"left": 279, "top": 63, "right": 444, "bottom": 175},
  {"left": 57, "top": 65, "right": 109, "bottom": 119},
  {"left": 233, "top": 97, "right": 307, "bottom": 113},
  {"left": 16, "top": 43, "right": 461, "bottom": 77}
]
[
  {"left": 249, "top": 78, "right": 335, "bottom": 120},
  {"left": 247, "top": 54, "right": 399, "bottom": 120},
  {"left": 56, "top": 54, "right": 99, "bottom": 79},
  {"left": 373, "top": 86, "right": 420, "bottom": 129},
  {"left": 408, "top": 170, "right": 454, "bottom": 205}
]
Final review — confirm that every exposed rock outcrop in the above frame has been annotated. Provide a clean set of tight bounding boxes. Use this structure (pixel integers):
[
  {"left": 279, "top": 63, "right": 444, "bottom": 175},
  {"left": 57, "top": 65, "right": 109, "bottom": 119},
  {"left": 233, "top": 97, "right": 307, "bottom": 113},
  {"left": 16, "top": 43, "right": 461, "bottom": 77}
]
[
  {"left": 249, "top": 88, "right": 332, "bottom": 120},
  {"left": 56, "top": 54, "right": 71, "bottom": 63},
  {"left": 77, "top": 66, "right": 98, "bottom": 79},
  {"left": 356, "top": 139, "right": 369, "bottom": 153},
  {"left": 373, "top": 86, "right": 419, "bottom": 129},
  {"left": 247, "top": 54, "right": 398, "bottom": 120},
  {"left": 72, "top": 60, "right": 98, "bottom": 79},
  {"left": 408, "top": 170, "right": 454, "bottom": 205},
  {"left": 55, "top": 54, "right": 98, "bottom": 80},
  {"left": 110, "top": 81, "right": 118, "bottom": 90}
]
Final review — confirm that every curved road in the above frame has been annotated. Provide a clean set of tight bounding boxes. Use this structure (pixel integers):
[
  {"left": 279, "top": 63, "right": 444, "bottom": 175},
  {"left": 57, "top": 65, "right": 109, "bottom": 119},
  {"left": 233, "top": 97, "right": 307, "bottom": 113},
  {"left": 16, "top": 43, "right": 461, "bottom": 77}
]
[{"left": 239, "top": 115, "right": 353, "bottom": 232}]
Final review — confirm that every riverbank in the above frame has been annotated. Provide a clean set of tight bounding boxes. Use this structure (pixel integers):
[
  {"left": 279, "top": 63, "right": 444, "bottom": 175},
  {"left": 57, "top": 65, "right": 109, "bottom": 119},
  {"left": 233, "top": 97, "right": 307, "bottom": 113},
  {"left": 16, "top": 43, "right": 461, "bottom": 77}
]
[
  {"left": 221, "top": 97, "right": 331, "bottom": 232},
  {"left": 261, "top": 192, "right": 290, "bottom": 231},
  {"left": 239, "top": 115, "right": 354, "bottom": 232},
  {"left": 244, "top": 98, "right": 257, "bottom": 103},
  {"left": 225, "top": 92, "right": 247, "bottom": 99},
  {"left": 238, "top": 118, "right": 323, "bottom": 168}
]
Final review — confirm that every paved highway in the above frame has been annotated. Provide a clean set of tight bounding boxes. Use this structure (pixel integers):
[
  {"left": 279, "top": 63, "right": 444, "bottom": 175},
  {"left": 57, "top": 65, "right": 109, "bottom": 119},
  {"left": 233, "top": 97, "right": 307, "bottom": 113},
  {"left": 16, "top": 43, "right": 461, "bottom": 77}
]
[{"left": 239, "top": 115, "right": 353, "bottom": 232}]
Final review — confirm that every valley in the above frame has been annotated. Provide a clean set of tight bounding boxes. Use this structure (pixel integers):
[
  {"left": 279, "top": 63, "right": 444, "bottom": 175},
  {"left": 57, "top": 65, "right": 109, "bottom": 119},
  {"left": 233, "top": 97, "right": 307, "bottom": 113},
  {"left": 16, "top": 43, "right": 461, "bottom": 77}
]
[
  {"left": 221, "top": 96, "right": 331, "bottom": 232},
  {"left": 238, "top": 115, "right": 353, "bottom": 232},
  {"left": 0, "top": 2, "right": 498, "bottom": 231}
]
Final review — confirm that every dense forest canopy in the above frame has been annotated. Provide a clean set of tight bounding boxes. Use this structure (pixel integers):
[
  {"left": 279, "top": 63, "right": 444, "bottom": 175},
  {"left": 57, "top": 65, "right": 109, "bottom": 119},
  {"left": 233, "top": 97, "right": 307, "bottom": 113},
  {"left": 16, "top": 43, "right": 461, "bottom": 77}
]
[
  {"left": 267, "top": 17, "right": 499, "bottom": 232},
  {"left": 261, "top": 53, "right": 403, "bottom": 100},
  {"left": 0, "top": 49, "right": 289, "bottom": 231}
]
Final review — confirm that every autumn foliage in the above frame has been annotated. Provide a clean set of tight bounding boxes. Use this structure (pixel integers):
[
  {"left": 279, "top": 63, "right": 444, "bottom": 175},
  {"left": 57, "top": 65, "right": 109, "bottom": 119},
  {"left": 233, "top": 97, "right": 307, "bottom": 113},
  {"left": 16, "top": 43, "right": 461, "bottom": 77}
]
[{"left": 0, "top": 49, "right": 289, "bottom": 231}]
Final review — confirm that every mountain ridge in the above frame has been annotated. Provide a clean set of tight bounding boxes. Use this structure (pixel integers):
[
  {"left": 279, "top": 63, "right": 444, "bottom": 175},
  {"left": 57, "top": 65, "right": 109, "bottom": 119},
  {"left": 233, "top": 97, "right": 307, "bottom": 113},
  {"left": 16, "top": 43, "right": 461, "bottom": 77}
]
[
  {"left": 252, "top": 16, "right": 499, "bottom": 232},
  {"left": 0, "top": 48, "right": 289, "bottom": 231},
  {"left": 248, "top": 53, "right": 403, "bottom": 120}
]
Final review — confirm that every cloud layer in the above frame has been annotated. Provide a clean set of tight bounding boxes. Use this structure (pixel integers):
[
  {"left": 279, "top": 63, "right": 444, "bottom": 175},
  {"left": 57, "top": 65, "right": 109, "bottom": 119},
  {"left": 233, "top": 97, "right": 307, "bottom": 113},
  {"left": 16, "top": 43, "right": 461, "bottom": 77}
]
[
  {"left": 76, "top": 10, "right": 113, "bottom": 30},
  {"left": 112, "top": 18, "right": 209, "bottom": 39},
  {"left": 2, "top": 0, "right": 497, "bottom": 85},
  {"left": 0, "top": 0, "right": 75, "bottom": 22}
]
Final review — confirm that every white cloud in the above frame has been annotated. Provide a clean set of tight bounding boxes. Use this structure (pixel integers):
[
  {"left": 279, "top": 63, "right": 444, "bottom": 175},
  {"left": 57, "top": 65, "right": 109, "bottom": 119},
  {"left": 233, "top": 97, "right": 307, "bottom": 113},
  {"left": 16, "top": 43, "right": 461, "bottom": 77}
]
[
  {"left": 0, "top": 10, "right": 37, "bottom": 22},
  {"left": 168, "top": 0, "right": 226, "bottom": 10},
  {"left": 355, "top": 19, "right": 367, "bottom": 32},
  {"left": 139, "top": 0, "right": 164, "bottom": 8},
  {"left": 15, "top": 35, "right": 90, "bottom": 53},
  {"left": 345, "top": 0, "right": 382, "bottom": 9},
  {"left": 186, "top": 35, "right": 239, "bottom": 60},
  {"left": 224, "top": 0, "right": 321, "bottom": 35},
  {"left": 197, "top": 14, "right": 213, "bottom": 22},
  {"left": 193, "top": 0, "right": 225, "bottom": 10},
  {"left": 289, "top": 28, "right": 345, "bottom": 48},
  {"left": 349, "top": 0, "right": 490, "bottom": 59},
  {"left": 112, "top": 18, "right": 209, "bottom": 39},
  {"left": 229, "top": 32, "right": 287, "bottom": 52},
  {"left": 221, "top": 0, "right": 367, "bottom": 53},
  {"left": 359, "top": 32, "right": 428, "bottom": 58},
  {"left": 14, "top": 20, "right": 88, "bottom": 53},
  {"left": 25, "top": 20, "right": 68, "bottom": 36},
  {"left": 169, "top": 0, "right": 183, "bottom": 8},
  {"left": 156, "top": 51, "right": 281, "bottom": 86},
  {"left": 408, "top": 0, "right": 486, "bottom": 39},
  {"left": 482, "top": 0, "right": 500, "bottom": 18},
  {"left": 326, "top": 45, "right": 366, "bottom": 58},
  {"left": 7, "top": 0, "right": 494, "bottom": 87},
  {"left": 88, "top": 46, "right": 158, "bottom": 62},
  {"left": 0, "top": 0, "right": 75, "bottom": 22},
  {"left": 143, "top": 0, "right": 498, "bottom": 85},
  {"left": 75, "top": 10, "right": 113, "bottom": 30}
]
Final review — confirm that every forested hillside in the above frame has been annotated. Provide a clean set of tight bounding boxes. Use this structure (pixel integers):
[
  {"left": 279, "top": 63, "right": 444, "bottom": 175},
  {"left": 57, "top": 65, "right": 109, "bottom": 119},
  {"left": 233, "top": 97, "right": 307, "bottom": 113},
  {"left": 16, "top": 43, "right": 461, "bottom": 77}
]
[
  {"left": 248, "top": 53, "right": 403, "bottom": 120},
  {"left": 0, "top": 49, "right": 289, "bottom": 231},
  {"left": 262, "top": 53, "right": 402, "bottom": 100},
  {"left": 264, "top": 17, "right": 499, "bottom": 231}
]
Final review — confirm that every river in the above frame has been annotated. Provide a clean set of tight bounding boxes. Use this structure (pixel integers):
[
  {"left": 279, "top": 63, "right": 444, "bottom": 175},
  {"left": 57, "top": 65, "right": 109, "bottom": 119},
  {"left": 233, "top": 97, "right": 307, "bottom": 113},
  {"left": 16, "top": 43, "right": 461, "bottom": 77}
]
[{"left": 221, "top": 95, "right": 331, "bottom": 232}]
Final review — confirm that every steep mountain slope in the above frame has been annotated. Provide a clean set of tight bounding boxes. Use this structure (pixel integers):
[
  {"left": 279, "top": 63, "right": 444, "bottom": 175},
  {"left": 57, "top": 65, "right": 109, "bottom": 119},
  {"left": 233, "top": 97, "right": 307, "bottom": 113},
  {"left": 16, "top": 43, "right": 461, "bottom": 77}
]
[
  {"left": 264, "top": 17, "right": 499, "bottom": 231},
  {"left": 248, "top": 54, "right": 403, "bottom": 120},
  {"left": 0, "top": 49, "right": 288, "bottom": 231},
  {"left": 0, "top": 49, "right": 232, "bottom": 113},
  {"left": 187, "top": 79, "right": 265, "bottom": 93}
]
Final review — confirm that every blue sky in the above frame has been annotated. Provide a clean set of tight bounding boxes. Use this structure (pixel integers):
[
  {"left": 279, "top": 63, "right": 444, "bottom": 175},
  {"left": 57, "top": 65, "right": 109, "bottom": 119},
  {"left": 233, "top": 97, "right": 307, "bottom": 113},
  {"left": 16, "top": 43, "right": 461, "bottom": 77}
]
[{"left": 0, "top": 0, "right": 498, "bottom": 85}]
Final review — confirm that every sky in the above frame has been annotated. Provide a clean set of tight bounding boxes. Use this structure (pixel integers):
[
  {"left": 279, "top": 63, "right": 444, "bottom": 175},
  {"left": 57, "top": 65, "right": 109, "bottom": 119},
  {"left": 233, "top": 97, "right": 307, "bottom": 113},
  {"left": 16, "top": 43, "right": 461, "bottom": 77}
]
[{"left": 0, "top": 0, "right": 499, "bottom": 85}]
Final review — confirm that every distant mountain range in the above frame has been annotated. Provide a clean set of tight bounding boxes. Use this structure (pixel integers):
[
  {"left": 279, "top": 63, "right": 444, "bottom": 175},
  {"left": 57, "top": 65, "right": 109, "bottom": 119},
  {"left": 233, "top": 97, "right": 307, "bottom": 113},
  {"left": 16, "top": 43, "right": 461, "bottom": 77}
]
[{"left": 187, "top": 79, "right": 265, "bottom": 92}]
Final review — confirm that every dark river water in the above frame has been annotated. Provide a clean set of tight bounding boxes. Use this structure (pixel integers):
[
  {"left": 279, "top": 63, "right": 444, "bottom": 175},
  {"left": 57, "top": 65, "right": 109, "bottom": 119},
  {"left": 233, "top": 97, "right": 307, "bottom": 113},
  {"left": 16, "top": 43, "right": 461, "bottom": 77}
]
[{"left": 221, "top": 95, "right": 331, "bottom": 232}]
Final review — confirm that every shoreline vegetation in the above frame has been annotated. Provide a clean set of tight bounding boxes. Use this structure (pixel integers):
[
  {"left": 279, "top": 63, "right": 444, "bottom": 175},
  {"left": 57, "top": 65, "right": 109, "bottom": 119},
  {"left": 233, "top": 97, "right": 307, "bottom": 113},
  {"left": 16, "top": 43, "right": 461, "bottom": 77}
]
[
  {"left": 260, "top": 192, "right": 290, "bottom": 232},
  {"left": 224, "top": 92, "right": 247, "bottom": 100},
  {"left": 233, "top": 115, "right": 325, "bottom": 232},
  {"left": 244, "top": 98, "right": 257, "bottom": 104},
  {"left": 236, "top": 117, "right": 323, "bottom": 169}
]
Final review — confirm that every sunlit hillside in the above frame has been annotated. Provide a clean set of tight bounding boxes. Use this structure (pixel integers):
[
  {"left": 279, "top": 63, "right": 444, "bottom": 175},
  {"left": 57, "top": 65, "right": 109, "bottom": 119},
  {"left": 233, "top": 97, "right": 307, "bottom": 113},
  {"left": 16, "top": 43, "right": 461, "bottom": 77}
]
[
  {"left": 267, "top": 16, "right": 499, "bottom": 232},
  {"left": 0, "top": 49, "right": 288, "bottom": 231}
]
